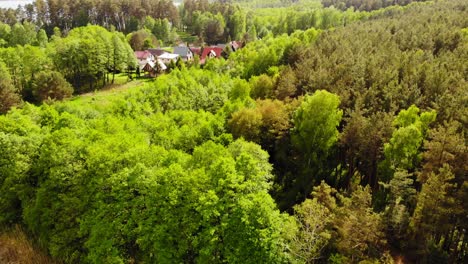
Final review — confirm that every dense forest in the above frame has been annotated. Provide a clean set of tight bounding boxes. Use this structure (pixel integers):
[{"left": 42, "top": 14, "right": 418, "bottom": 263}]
[
  {"left": 0, "top": 0, "right": 467, "bottom": 263},
  {"left": 322, "top": 0, "right": 429, "bottom": 11},
  {"left": 0, "top": 0, "right": 379, "bottom": 109}
]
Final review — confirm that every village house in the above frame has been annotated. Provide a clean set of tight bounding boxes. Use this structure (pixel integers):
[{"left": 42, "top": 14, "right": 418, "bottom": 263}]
[
  {"left": 135, "top": 50, "right": 167, "bottom": 77},
  {"left": 189, "top": 47, "right": 202, "bottom": 57},
  {"left": 135, "top": 50, "right": 155, "bottom": 68},
  {"left": 146, "top": 48, "right": 181, "bottom": 65},
  {"left": 216, "top": 44, "right": 227, "bottom": 50},
  {"left": 200, "top": 46, "right": 223, "bottom": 64},
  {"left": 158, "top": 52, "right": 180, "bottom": 64},
  {"left": 229, "top": 41, "right": 243, "bottom": 52},
  {"left": 147, "top": 48, "right": 169, "bottom": 58},
  {"left": 133, "top": 41, "right": 244, "bottom": 77},
  {"left": 173, "top": 46, "right": 194, "bottom": 61},
  {"left": 141, "top": 60, "right": 167, "bottom": 77}
]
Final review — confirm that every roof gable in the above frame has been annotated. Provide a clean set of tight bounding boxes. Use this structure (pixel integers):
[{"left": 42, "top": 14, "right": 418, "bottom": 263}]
[
  {"left": 173, "top": 46, "right": 192, "bottom": 57},
  {"left": 135, "top": 50, "right": 152, "bottom": 60},
  {"left": 158, "top": 53, "right": 180, "bottom": 60},
  {"left": 229, "top": 41, "right": 242, "bottom": 50},
  {"left": 200, "top": 47, "right": 223, "bottom": 60},
  {"left": 148, "top": 48, "right": 168, "bottom": 57},
  {"left": 190, "top": 47, "right": 202, "bottom": 56}
]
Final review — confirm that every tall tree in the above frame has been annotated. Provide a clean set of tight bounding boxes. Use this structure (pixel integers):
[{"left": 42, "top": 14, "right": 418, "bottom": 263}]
[
  {"left": 333, "top": 185, "right": 387, "bottom": 262},
  {"left": 9, "top": 22, "right": 37, "bottom": 46},
  {"left": 380, "top": 105, "right": 436, "bottom": 181},
  {"left": 410, "top": 165, "right": 458, "bottom": 262},
  {"left": 419, "top": 121, "right": 466, "bottom": 184},
  {"left": 0, "top": 61, "right": 21, "bottom": 113},
  {"left": 283, "top": 90, "right": 342, "bottom": 204},
  {"left": 291, "top": 197, "right": 333, "bottom": 263},
  {"left": 292, "top": 90, "right": 342, "bottom": 169}
]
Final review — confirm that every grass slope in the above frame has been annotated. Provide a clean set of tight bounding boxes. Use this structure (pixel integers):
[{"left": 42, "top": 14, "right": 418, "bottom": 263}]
[{"left": 0, "top": 226, "right": 57, "bottom": 264}]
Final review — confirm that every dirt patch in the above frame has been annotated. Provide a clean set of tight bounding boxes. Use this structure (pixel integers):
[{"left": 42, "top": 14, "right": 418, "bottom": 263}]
[{"left": 0, "top": 226, "right": 57, "bottom": 264}]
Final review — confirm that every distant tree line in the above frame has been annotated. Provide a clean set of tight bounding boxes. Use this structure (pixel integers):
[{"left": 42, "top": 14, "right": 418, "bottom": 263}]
[
  {"left": 0, "top": 0, "right": 377, "bottom": 47},
  {"left": 0, "top": 0, "right": 178, "bottom": 34},
  {"left": 322, "top": 0, "right": 430, "bottom": 11},
  {"left": 0, "top": 25, "right": 136, "bottom": 112}
]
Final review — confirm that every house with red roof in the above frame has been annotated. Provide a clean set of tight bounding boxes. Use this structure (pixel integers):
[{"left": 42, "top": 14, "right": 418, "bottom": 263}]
[
  {"left": 190, "top": 47, "right": 202, "bottom": 57},
  {"left": 200, "top": 46, "right": 223, "bottom": 64},
  {"left": 229, "top": 41, "right": 243, "bottom": 52},
  {"left": 135, "top": 51, "right": 154, "bottom": 64}
]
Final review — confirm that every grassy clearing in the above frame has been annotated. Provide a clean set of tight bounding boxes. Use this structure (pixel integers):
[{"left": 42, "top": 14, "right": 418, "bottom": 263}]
[
  {"left": 65, "top": 74, "right": 153, "bottom": 109},
  {"left": 0, "top": 226, "right": 58, "bottom": 264},
  {"left": 177, "top": 31, "right": 198, "bottom": 43}
]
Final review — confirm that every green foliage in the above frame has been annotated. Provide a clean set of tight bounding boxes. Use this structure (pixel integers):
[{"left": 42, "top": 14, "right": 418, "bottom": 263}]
[
  {"left": 229, "top": 31, "right": 319, "bottom": 79},
  {"left": 410, "top": 165, "right": 456, "bottom": 256},
  {"left": 419, "top": 121, "right": 466, "bottom": 183},
  {"left": 231, "top": 9, "right": 247, "bottom": 40},
  {"left": 51, "top": 25, "right": 135, "bottom": 92},
  {"left": 2, "top": 0, "right": 179, "bottom": 34},
  {"left": 229, "top": 99, "right": 291, "bottom": 149},
  {"left": 293, "top": 1, "right": 467, "bottom": 119},
  {"left": 322, "top": 0, "right": 429, "bottom": 11},
  {"left": 273, "top": 90, "right": 342, "bottom": 209},
  {"left": 291, "top": 197, "right": 333, "bottom": 263},
  {"left": 0, "top": 0, "right": 467, "bottom": 262},
  {"left": 0, "top": 45, "right": 53, "bottom": 102},
  {"left": 292, "top": 90, "right": 342, "bottom": 164},
  {"left": 0, "top": 108, "right": 42, "bottom": 224},
  {"left": 0, "top": 60, "right": 21, "bottom": 113},
  {"left": 328, "top": 253, "right": 349, "bottom": 264},
  {"left": 381, "top": 169, "right": 416, "bottom": 245},
  {"left": 32, "top": 71, "right": 73, "bottom": 103},
  {"left": 0, "top": 22, "right": 10, "bottom": 47},
  {"left": 333, "top": 185, "right": 387, "bottom": 262},
  {"left": 36, "top": 29, "right": 49, "bottom": 48},
  {"left": 382, "top": 105, "right": 436, "bottom": 175},
  {"left": 154, "top": 18, "right": 172, "bottom": 43},
  {"left": 5, "top": 21, "right": 38, "bottom": 46},
  {"left": 138, "top": 67, "right": 237, "bottom": 113},
  {"left": 0, "top": 64, "right": 296, "bottom": 262}
]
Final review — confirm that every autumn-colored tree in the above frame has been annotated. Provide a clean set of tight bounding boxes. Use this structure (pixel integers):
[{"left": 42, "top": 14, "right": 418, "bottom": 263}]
[
  {"left": 129, "top": 29, "right": 158, "bottom": 51},
  {"left": 228, "top": 107, "right": 263, "bottom": 142}
]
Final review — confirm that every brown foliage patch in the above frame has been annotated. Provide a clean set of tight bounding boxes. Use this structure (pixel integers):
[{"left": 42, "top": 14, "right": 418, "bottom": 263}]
[{"left": 0, "top": 226, "right": 57, "bottom": 264}]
